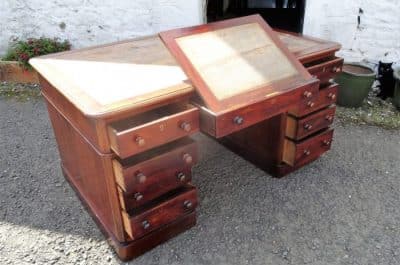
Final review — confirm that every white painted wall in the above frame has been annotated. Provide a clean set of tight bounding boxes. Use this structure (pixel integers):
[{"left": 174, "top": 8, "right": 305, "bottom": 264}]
[
  {"left": 2, "top": 0, "right": 398, "bottom": 65},
  {"left": 303, "top": 0, "right": 400, "bottom": 64},
  {"left": 0, "top": 0, "right": 204, "bottom": 56}
]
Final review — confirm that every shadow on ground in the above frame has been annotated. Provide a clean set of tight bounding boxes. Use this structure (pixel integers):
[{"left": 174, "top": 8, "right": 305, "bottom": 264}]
[{"left": 0, "top": 97, "right": 399, "bottom": 265}]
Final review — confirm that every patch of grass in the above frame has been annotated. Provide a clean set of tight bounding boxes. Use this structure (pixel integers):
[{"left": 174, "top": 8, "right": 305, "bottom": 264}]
[
  {"left": 0, "top": 82, "right": 41, "bottom": 101},
  {"left": 336, "top": 96, "right": 400, "bottom": 130}
]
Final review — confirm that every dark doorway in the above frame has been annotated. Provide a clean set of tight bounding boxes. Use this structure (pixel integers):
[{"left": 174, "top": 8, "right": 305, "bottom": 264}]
[{"left": 207, "top": 0, "right": 306, "bottom": 33}]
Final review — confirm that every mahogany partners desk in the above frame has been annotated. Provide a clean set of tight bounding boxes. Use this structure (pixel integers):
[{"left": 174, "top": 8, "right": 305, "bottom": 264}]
[{"left": 30, "top": 16, "right": 343, "bottom": 260}]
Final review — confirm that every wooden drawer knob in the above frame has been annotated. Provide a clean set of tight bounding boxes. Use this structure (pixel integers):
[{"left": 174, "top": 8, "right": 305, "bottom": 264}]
[
  {"left": 142, "top": 220, "right": 150, "bottom": 229},
  {"left": 134, "top": 192, "right": 143, "bottom": 201},
  {"left": 327, "top": 93, "right": 336, "bottom": 100},
  {"left": 183, "top": 153, "right": 193, "bottom": 164},
  {"left": 135, "top": 136, "right": 145, "bottom": 146},
  {"left": 136, "top": 172, "right": 147, "bottom": 183},
  {"left": 180, "top": 122, "right": 192, "bottom": 132},
  {"left": 183, "top": 200, "right": 193, "bottom": 209},
  {"left": 323, "top": 140, "right": 331, "bottom": 146},
  {"left": 325, "top": 115, "right": 334, "bottom": 122},
  {"left": 177, "top": 172, "right": 186, "bottom": 182},
  {"left": 303, "top": 91, "right": 313, "bottom": 98},
  {"left": 304, "top": 124, "right": 313, "bottom": 131},
  {"left": 307, "top": 101, "right": 315, "bottom": 108},
  {"left": 233, "top": 116, "right": 244, "bottom": 125},
  {"left": 303, "top": 149, "right": 311, "bottom": 156}
]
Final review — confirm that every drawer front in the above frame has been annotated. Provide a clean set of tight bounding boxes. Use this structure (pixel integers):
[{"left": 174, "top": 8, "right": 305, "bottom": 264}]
[
  {"left": 122, "top": 185, "right": 197, "bottom": 239},
  {"left": 200, "top": 81, "right": 320, "bottom": 138},
  {"left": 283, "top": 129, "right": 334, "bottom": 166},
  {"left": 289, "top": 82, "right": 338, "bottom": 117},
  {"left": 307, "top": 57, "right": 343, "bottom": 85},
  {"left": 113, "top": 139, "right": 197, "bottom": 209},
  {"left": 108, "top": 103, "right": 199, "bottom": 158},
  {"left": 286, "top": 106, "right": 336, "bottom": 140}
]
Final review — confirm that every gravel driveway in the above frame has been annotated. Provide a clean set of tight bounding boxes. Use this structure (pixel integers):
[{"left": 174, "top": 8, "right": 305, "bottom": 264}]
[{"left": 0, "top": 97, "right": 399, "bottom": 265}]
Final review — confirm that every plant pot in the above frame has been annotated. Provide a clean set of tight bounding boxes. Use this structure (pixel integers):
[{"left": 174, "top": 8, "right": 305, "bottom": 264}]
[
  {"left": 394, "top": 67, "right": 400, "bottom": 110},
  {"left": 0, "top": 61, "right": 39, "bottom": 84},
  {"left": 334, "top": 63, "right": 375, "bottom": 108}
]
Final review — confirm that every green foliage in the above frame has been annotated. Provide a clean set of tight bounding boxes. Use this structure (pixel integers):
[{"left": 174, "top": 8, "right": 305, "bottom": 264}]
[{"left": 2, "top": 38, "right": 71, "bottom": 69}]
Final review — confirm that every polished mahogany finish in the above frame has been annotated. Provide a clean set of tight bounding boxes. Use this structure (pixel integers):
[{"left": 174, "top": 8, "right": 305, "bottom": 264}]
[
  {"left": 108, "top": 103, "right": 199, "bottom": 158},
  {"left": 30, "top": 17, "right": 342, "bottom": 261},
  {"left": 289, "top": 82, "right": 339, "bottom": 117},
  {"left": 121, "top": 185, "right": 197, "bottom": 239},
  {"left": 283, "top": 129, "right": 334, "bottom": 166},
  {"left": 286, "top": 106, "right": 336, "bottom": 140}
]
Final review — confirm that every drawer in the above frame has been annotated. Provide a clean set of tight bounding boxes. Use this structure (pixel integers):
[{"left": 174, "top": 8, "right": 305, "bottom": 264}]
[
  {"left": 121, "top": 185, "right": 197, "bottom": 240},
  {"left": 196, "top": 80, "right": 320, "bottom": 138},
  {"left": 108, "top": 103, "right": 199, "bottom": 158},
  {"left": 307, "top": 57, "right": 343, "bottom": 85},
  {"left": 283, "top": 129, "right": 334, "bottom": 166},
  {"left": 113, "top": 138, "right": 197, "bottom": 210},
  {"left": 286, "top": 106, "right": 336, "bottom": 140},
  {"left": 289, "top": 82, "right": 338, "bottom": 117}
]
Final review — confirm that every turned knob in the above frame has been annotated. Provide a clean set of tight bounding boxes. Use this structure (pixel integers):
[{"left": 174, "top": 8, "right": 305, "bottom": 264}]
[
  {"left": 323, "top": 140, "right": 331, "bottom": 146},
  {"left": 325, "top": 115, "right": 334, "bottom": 122},
  {"left": 142, "top": 220, "right": 150, "bottom": 229},
  {"left": 135, "top": 136, "right": 145, "bottom": 146},
  {"left": 182, "top": 153, "right": 193, "bottom": 164},
  {"left": 183, "top": 200, "right": 193, "bottom": 209},
  {"left": 303, "top": 91, "right": 313, "bottom": 98},
  {"left": 134, "top": 192, "right": 143, "bottom": 201},
  {"left": 177, "top": 172, "right": 186, "bottom": 182},
  {"left": 304, "top": 149, "right": 311, "bottom": 156},
  {"left": 307, "top": 101, "right": 315, "bottom": 108},
  {"left": 180, "top": 122, "right": 192, "bottom": 132},
  {"left": 233, "top": 116, "right": 244, "bottom": 125},
  {"left": 304, "top": 124, "right": 313, "bottom": 131},
  {"left": 327, "top": 93, "right": 336, "bottom": 100},
  {"left": 136, "top": 172, "right": 146, "bottom": 183}
]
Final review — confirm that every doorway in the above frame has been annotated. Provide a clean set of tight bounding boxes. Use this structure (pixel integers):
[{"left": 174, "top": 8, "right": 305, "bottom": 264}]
[{"left": 207, "top": 0, "right": 306, "bottom": 33}]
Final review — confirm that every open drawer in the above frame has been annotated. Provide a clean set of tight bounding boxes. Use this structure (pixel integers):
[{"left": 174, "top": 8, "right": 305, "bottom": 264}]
[
  {"left": 108, "top": 102, "right": 199, "bottom": 158},
  {"left": 306, "top": 57, "right": 343, "bottom": 85},
  {"left": 283, "top": 129, "right": 334, "bottom": 167},
  {"left": 121, "top": 185, "right": 197, "bottom": 240},
  {"left": 113, "top": 138, "right": 197, "bottom": 210},
  {"left": 286, "top": 106, "right": 336, "bottom": 141},
  {"left": 289, "top": 82, "right": 338, "bottom": 117}
]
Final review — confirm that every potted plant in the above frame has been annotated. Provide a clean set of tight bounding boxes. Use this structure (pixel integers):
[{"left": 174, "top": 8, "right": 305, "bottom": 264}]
[
  {"left": 334, "top": 63, "right": 376, "bottom": 108},
  {"left": 0, "top": 37, "right": 71, "bottom": 84}
]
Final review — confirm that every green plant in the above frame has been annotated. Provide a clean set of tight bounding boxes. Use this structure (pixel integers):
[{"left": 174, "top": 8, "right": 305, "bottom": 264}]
[{"left": 2, "top": 37, "right": 71, "bottom": 69}]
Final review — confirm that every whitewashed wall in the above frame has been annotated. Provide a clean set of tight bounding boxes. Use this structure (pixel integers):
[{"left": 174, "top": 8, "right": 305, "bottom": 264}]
[
  {"left": 2, "top": 0, "right": 399, "bottom": 65},
  {"left": 0, "top": 0, "right": 204, "bottom": 56},
  {"left": 303, "top": 0, "right": 400, "bottom": 64}
]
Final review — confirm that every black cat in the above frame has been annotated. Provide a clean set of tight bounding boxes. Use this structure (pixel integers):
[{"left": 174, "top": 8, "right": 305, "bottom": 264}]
[{"left": 377, "top": 61, "right": 395, "bottom": 100}]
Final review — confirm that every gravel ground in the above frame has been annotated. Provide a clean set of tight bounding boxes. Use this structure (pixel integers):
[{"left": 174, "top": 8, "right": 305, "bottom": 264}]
[{"left": 0, "top": 96, "right": 399, "bottom": 265}]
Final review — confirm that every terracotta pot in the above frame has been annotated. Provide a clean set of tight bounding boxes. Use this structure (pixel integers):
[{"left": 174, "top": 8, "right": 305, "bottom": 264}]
[
  {"left": 0, "top": 61, "right": 39, "bottom": 84},
  {"left": 334, "top": 63, "right": 375, "bottom": 108}
]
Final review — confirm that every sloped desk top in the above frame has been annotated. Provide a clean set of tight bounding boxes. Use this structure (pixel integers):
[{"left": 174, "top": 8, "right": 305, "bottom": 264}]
[
  {"left": 30, "top": 26, "right": 340, "bottom": 119},
  {"left": 30, "top": 36, "right": 191, "bottom": 118}
]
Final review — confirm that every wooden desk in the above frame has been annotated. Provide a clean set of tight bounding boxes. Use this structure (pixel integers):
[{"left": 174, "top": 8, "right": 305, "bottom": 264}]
[{"left": 30, "top": 19, "right": 342, "bottom": 260}]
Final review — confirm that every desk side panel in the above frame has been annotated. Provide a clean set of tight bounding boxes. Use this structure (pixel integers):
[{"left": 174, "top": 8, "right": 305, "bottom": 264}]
[{"left": 45, "top": 101, "right": 126, "bottom": 242}]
